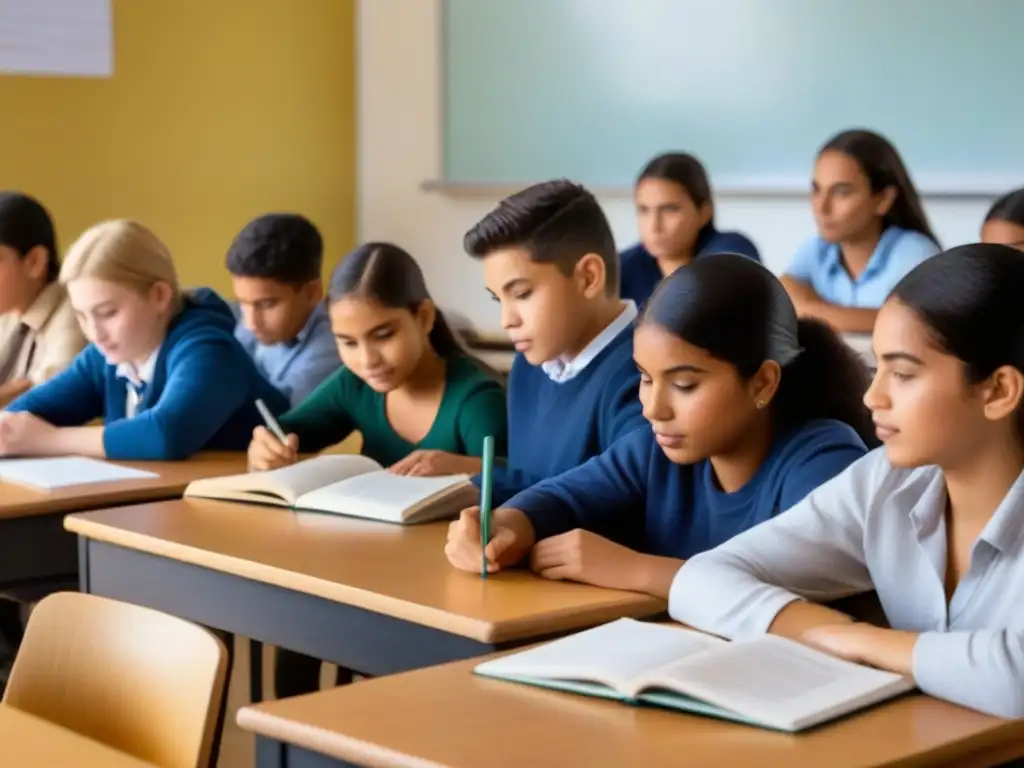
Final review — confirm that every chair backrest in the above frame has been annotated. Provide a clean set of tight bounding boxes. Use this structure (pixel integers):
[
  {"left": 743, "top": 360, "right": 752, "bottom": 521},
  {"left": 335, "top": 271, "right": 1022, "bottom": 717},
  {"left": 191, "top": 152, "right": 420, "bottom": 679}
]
[{"left": 3, "top": 592, "right": 227, "bottom": 768}]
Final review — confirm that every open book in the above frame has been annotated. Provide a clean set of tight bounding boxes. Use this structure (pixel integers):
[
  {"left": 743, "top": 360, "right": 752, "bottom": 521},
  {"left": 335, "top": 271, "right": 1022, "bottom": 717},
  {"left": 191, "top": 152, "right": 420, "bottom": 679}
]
[
  {"left": 183, "top": 454, "right": 476, "bottom": 525},
  {"left": 474, "top": 618, "right": 913, "bottom": 733}
]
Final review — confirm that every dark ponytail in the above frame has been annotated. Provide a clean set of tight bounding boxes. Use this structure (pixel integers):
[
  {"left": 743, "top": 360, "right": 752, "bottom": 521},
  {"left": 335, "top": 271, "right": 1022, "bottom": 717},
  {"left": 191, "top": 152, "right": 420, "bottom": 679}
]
[
  {"left": 775, "top": 319, "right": 875, "bottom": 446},
  {"left": 328, "top": 242, "right": 502, "bottom": 379},
  {"left": 641, "top": 254, "right": 875, "bottom": 445}
]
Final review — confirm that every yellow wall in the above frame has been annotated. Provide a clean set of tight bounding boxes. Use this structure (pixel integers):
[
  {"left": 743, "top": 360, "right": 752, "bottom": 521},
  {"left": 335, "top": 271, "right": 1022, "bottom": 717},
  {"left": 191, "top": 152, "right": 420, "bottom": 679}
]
[{"left": 0, "top": 0, "right": 356, "bottom": 292}]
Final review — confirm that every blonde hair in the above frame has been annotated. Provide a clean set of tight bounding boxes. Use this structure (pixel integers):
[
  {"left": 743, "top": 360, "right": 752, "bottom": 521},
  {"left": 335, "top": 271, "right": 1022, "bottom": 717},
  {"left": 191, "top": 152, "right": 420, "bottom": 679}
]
[{"left": 60, "top": 220, "right": 183, "bottom": 312}]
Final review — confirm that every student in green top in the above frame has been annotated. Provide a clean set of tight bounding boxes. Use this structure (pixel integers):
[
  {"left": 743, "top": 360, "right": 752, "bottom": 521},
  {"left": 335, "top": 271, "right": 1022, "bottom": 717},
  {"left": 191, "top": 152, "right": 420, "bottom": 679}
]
[{"left": 247, "top": 241, "right": 508, "bottom": 698}]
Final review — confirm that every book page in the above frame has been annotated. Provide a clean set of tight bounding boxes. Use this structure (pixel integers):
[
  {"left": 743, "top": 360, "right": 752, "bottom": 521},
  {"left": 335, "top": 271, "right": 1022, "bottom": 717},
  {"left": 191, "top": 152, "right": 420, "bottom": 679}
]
[
  {"left": 185, "top": 454, "right": 381, "bottom": 505},
  {"left": 0, "top": 457, "right": 157, "bottom": 491},
  {"left": 636, "top": 634, "right": 911, "bottom": 731},
  {"left": 474, "top": 619, "right": 724, "bottom": 695},
  {"left": 295, "top": 470, "right": 471, "bottom": 523}
]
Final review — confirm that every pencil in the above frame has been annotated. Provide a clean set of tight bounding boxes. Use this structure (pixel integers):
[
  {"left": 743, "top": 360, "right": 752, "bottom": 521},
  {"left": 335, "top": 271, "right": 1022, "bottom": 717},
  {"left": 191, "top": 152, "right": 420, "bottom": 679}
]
[
  {"left": 480, "top": 435, "right": 495, "bottom": 580},
  {"left": 255, "top": 398, "right": 288, "bottom": 444}
]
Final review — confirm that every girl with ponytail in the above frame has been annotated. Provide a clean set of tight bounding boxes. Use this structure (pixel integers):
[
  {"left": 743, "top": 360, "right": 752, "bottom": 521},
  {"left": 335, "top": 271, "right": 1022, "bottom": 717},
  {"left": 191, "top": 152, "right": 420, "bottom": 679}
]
[{"left": 444, "top": 253, "right": 871, "bottom": 598}]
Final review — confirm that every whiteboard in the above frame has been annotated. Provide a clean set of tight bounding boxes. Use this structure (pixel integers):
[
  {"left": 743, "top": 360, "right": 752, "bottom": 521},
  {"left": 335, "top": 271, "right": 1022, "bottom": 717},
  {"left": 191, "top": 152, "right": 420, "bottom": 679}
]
[{"left": 442, "top": 0, "right": 1024, "bottom": 194}]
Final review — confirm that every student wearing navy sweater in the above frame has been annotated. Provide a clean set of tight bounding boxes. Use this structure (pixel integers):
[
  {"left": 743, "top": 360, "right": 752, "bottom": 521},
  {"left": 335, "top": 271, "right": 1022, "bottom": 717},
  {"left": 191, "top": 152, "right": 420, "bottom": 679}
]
[
  {"left": 423, "top": 180, "right": 646, "bottom": 506},
  {"left": 619, "top": 153, "right": 760, "bottom": 306},
  {"left": 446, "top": 254, "right": 873, "bottom": 598},
  {"left": 0, "top": 219, "right": 288, "bottom": 459},
  {"left": 782, "top": 129, "right": 940, "bottom": 334}
]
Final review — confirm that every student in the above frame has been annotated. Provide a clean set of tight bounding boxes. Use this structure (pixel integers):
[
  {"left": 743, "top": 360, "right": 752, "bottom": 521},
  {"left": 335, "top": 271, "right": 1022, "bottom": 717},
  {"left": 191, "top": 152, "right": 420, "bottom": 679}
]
[
  {"left": 247, "top": 241, "right": 507, "bottom": 697},
  {"left": 781, "top": 129, "right": 940, "bottom": 334},
  {"left": 446, "top": 179, "right": 647, "bottom": 506},
  {"left": 0, "top": 219, "right": 289, "bottom": 459},
  {"left": 619, "top": 153, "right": 760, "bottom": 306},
  {"left": 445, "top": 254, "right": 872, "bottom": 597},
  {"left": 981, "top": 188, "right": 1024, "bottom": 250},
  {"left": 227, "top": 213, "right": 341, "bottom": 407},
  {"left": 669, "top": 243, "right": 1024, "bottom": 719},
  {"left": 0, "top": 192, "right": 85, "bottom": 407}
]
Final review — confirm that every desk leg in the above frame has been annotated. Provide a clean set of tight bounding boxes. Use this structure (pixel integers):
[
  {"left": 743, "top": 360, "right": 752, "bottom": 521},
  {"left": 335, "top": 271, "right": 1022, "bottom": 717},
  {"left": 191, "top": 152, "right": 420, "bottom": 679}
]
[{"left": 257, "top": 737, "right": 359, "bottom": 767}]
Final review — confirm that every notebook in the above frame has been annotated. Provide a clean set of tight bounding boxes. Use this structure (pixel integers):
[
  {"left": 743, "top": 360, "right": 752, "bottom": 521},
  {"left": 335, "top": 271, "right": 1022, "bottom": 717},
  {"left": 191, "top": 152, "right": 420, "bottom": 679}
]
[
  {"left": 0, "top": 457, "right": 159, "bottom": 491},
  {"left": 474, "top": 618, "right": 914, "bottom": 733},
  {"left": 183, "top": 454, "right": 476, "bottom": 525}
]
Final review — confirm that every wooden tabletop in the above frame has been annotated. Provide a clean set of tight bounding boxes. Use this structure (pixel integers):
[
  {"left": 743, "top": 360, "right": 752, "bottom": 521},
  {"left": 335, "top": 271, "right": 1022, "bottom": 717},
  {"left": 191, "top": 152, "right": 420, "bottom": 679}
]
[
  {"left": 0, "top": 452, "right": 247, "bottom": 519},
  {"left": 237, "top": 653, "right": 1024, "bottom": 768},
  {"left": 64, "top": 498, "right": 664, "bottom": 643},
  {"left": 0, "top": 705, "right": 155, "bottom": 767}
]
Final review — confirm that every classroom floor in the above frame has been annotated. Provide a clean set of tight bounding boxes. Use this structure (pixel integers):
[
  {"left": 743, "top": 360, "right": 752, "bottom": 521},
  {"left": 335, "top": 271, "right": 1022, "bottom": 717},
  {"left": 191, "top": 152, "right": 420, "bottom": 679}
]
[{"left": 219, "top": 637, "right": 342, "bottom": 768}]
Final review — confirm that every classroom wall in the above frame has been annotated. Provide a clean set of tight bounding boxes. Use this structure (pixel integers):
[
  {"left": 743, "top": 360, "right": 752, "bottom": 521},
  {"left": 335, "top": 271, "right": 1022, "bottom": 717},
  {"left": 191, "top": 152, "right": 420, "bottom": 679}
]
[
  {"left": 0, "top": 0, "right": 357, "bottom": 293},
  {"left": 358, "top": 0, "right": 993, "bottom": 330}
]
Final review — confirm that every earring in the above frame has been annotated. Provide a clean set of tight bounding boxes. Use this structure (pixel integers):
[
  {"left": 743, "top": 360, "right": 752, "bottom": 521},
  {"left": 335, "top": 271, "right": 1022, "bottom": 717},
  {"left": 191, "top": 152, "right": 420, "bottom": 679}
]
[{"left": 755, "top": 399, "right": 766, "bottom": 409}]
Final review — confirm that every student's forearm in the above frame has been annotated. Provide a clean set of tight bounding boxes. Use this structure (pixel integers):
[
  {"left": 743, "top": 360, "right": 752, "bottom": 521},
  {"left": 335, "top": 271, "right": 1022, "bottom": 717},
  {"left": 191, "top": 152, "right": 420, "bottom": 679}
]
[
  {"left": 780, "top": 277, "right": 877, "bottom": 334},
  {"left": 49, "top": 426, "right": 107, "bottom": 458},
  {"left": 767, "top": 599, "right": 855, "bottom": 640},
  {"left": 0, "top": 379, "right": 31, "bottom": 409},
  {"left": 633, "top": 555, "right": 685, "bottom": 599}
]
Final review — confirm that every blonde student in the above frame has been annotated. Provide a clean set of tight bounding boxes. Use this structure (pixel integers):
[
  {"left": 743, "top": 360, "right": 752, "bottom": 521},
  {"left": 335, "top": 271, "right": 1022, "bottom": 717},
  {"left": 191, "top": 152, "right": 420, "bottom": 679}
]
[
  {"left": 0, "top": 219, "right": 289, "bottom": 459},
  {"left": 781, "top": 129, "right": 940, "bottom": 334},
  {"left": 445, "top": 255, "right": 871, "bottom": 598},
  {"left": 670, "top": 243, "right": 1024, "bottom": 719},
  {"left": 248, "top": 241, "right": 507, "bottom": 699},
  {"left": 0, "top": 192, "right": 84, "bottom": 407}
]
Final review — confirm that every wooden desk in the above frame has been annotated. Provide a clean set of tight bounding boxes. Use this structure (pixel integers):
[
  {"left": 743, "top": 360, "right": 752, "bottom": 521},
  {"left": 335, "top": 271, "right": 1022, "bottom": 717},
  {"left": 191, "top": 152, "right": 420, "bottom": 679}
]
[
  {"left": 0, "top": 453, "right": 247, "bottom": 589},
  {"left": 0, "top": 704, "right": 155, "bottom": 767},
  {"left": 238, "top": 655, "right": 1024, "bottom": 768},
  {"left": 65, "top": 499, "right": 664, "bottom": 677}
]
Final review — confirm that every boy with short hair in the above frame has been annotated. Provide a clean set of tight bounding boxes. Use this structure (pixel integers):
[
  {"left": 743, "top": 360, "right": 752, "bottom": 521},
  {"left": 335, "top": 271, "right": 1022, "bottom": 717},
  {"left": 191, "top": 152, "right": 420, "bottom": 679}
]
[
  {"left": 459, "top": 179, "right": 645, "bottom": 503},
  {"left": 0, "top": 192, "right": 84, "bottom": 408},
  {"left": 226, "top": 213, "right": 340, "bottom": 407}
]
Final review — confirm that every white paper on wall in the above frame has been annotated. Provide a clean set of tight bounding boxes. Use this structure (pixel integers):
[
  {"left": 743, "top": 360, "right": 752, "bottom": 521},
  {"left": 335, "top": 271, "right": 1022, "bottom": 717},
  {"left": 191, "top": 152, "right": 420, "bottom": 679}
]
[{"left": 0, "top": 0, "right": 112, "bottom": 78}]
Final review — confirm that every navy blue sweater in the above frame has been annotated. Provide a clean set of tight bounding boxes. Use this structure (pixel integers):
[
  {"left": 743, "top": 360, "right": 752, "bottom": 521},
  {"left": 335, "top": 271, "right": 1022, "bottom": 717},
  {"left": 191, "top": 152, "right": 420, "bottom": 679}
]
[
  {"left": 477, "top": 322, "right": 646, "bottom": 505},
  {"left": 5, "top": 288, "right": 289, "bottom": 460},
  {"left": 619, "top": 227, "right": 761, "bottom": 307},
  {"left": 508, "top": 419, "right": 867, "bottom": 559}
]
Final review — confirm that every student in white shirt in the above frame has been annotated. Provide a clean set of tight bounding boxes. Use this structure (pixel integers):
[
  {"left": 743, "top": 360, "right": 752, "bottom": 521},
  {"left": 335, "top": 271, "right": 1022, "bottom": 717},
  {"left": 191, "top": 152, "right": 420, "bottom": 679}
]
[{"left": 670, "top": 243, "right": 1024, "bottom": 719}]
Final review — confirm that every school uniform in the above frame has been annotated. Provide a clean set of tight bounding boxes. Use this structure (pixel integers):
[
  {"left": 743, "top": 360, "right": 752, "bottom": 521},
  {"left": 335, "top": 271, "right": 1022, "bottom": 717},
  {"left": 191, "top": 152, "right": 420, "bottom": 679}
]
[
  {"left": 234, "top": 302, "right": 340, "bottom": 408},
  {"left": 784, "top": 226, "right": 940, "bottom": 308},
  {"left": 619, "top": 228, "right": 761, "bottom": 307},
  {"left": 508, "top": 419, "right": 866, "bottom": 557},
  {"left": 477, "top": 301, "right": 647, "bottom": 506},
  {"left": 669, "top": 448, "right": 1024, "bottom": 719},
  {"left": 0, "top": 282, "right": 84, "bottom": 385},
  {"left": 4, "top": 288, "right": 288, "bottom": 459}
]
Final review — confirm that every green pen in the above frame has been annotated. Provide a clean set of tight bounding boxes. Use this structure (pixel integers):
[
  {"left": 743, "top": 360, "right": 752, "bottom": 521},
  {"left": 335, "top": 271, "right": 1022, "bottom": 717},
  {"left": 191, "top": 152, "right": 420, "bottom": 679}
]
[{"left": 480, "top": 435, "right": 495, "bottom": 580}]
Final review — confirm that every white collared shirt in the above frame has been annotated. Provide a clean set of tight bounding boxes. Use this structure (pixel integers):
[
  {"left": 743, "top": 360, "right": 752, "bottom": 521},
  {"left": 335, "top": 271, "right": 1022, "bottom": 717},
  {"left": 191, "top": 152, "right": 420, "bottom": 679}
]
[
  {"left": 115, "top": 345, "right": 161, "bottom": 418},
  {"left": 541, "top": 301, "right": 638, "bottom": 383}
]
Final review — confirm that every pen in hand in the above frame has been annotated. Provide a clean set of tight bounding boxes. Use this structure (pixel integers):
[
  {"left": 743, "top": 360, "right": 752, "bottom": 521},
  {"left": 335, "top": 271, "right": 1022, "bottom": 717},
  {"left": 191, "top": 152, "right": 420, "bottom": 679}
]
[
  {"left": 255, "top": 398, "right": 289, "bottom": 444},
  {"left": 480, "top": 435, "right": 495, "bottom": 580}
]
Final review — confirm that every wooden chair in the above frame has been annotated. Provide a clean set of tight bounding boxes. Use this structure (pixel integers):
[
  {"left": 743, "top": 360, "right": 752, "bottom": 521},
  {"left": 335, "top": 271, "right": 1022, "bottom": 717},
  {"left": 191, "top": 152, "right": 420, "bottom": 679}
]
[{"left": 3, "top": 591, "right": 228, "bottom": 768}]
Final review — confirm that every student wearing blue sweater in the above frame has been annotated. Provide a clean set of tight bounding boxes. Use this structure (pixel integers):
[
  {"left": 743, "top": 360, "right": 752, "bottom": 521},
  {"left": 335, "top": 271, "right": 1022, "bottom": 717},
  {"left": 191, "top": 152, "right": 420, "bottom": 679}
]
[
  {"left": 782, "top": 129, "right": 940, "bottom": 334},
  {"left": 420, "top": 180, "right": 646, "bottom": 506},
  {"left": 446, "top": 254, "right": 873, "bottom": 598},
  {"left": 619, "top": 153, "right": 760, "bottom": 306},
  {"left": 0, "top": 219, "right": 288, "bottom": 460}
]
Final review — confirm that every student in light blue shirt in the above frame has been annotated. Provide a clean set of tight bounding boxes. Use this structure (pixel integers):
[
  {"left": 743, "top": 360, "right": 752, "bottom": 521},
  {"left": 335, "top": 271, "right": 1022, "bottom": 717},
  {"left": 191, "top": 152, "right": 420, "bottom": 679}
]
[
  {"left": 619, "top": 152, "right": 760, "bottom": 307},
  {"left": 671, "top": 243, "right": 1024, "bottom": 719},
  {"left": 782, "top": 129, "right": 940, "bottom": 335},
  {"left": 227, "top": 213, "right": 340, "bottom": 407},
  {"left": 444, "top": 254, "right": 872, "bottom": 599}
]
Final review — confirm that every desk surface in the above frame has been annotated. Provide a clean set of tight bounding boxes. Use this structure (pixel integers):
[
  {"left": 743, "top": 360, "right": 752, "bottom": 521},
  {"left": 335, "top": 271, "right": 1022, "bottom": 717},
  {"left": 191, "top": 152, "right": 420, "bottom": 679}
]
[
  {"left": 65, "top": 499, "right": 664, "bottom": 644},
  {"left": 0, "top": 705, "right": 155, "bottom": 767},
  {"left": 0, "top": 453, "right": 247, "bottom": 520},
  {"left": 237, "top": 653, "right": 1024, "bottom": 768}
]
